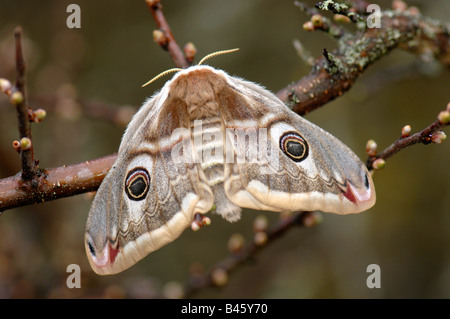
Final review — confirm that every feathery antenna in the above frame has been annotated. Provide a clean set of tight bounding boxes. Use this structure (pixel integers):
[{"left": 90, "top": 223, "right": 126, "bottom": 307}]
[
  {"left": 142, "top": 48, "right": 239, "bottom": 87},
  {"left": 198, "top": 48, "right": 239, "bottom": 66},
  {"left": 142, "top": 68, "right": 182, "bottom": 87}
]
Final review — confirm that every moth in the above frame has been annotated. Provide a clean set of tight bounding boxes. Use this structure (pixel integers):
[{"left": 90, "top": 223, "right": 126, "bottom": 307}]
[{"left": 85, "top": 51, "right": 376, "bottom": 275}]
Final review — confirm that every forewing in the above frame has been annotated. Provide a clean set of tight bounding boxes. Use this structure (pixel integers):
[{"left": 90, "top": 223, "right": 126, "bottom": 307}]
[{"left": 85, "top": 91, "right": 213, "bottom": 275}]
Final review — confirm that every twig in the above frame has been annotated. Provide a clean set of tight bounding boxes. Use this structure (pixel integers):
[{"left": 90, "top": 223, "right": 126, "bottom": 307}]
[
  {"left": 294, "top": 1, "right": 349, "bottom": 40},
  {"left": 145, "top": 0, "right": 189, "bottom": 68},
  {"left": 367, "top": 110, "right": 449, "bottom": 170},
  {"left": 13, "top": 27, "right": 37, "bottom": 180},
  {"left": 183, "top": 211, "right": 319, "bottom": 298},
  {"left": 315, "top": 0, "right": 363, "bottom": 23},
  {"left": 0, "top": 154, "right": 117, "bottom": 212}
]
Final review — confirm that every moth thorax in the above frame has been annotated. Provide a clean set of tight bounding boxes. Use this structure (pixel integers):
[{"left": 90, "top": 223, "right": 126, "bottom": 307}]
[
  {"left": 188, "top": 100, "right": 220, "bottom": 119},
  {"left": 170, "top": 68, "right": 226, "bottom": 120}
]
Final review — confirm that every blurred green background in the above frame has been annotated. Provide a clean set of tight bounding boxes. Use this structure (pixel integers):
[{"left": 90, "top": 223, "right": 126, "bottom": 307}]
[{"left": 0, "top": 0, "right": 448, "bottom": 298}]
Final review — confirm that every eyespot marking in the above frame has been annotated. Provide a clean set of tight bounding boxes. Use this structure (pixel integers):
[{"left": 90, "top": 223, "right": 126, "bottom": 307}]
[
  {"left": 125, "top": 168, "right": 150, "bottom": 201},
  {"left": 280, "top": 131, "right": 309, "bottom": 162}
]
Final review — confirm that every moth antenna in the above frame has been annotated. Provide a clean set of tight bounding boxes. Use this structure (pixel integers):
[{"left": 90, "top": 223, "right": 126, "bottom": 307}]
[
  {"left": 142, "top": 48, "right": 239, "bottom": 87},
  {"left": 141, "top": 68, "right": 182, "bottom": 87},
  {"left": 198, "top": 48, "right": 240, "bottom": 66}
]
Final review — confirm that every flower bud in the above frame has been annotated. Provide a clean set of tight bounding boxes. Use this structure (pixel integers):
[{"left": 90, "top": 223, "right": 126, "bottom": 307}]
[
  {"left": 366, "top": 139, "right": 377, "bottom": 157},
  {"left": 303, "top": 21, "right": 315, "bottom": 32},
  {"left": 302, "top": 212, "right": 323, "bottom": 227},
  {"left": 431, "top": 131, "right": 447, "bottom": 144},
  {"left": 32, "top": 109, "right": 47, "bottom": 123},
  {"left": 253, "top": 215, "right": 268, "bottom": 233},
  {"left": 372, "top": 158, "right": 386, "bottom": 170},
  {"left": 12, "top": 140, "right": 21, "bottom": 152},
  {"left": 334, "top": 14, "right": 351, "bottom": 23},
  {"left": 184, "top": 42, "right": 197, "bottom": 63},
  {"left": 228, "top": 233, "right": 245, "bottom": 253},
  {"left": 401, "top": 125, "right": 411, "bottom": 138},
  {"left": 311, "top": 14, "right": 324, "bottom": 28},
  {"left": 0, "top": 78, "right": 12, "bottom": 94},
  {"left": 211, "top": 268, "right": 228, "bottom": 287},
  {"left": 153, "top": 29, "right": 167, "bottom": 46},
  {"left": 254, "top": 231, "right": 268, "bottom": 246},
  {"left": 190, "top": 221, "right": 200, "bottom": 232},
  {"left": 20, "top": 137, "right": 32, "bottom": 150},
  {"left": 10, "top": 91, "right": 24, "bottom": 105},
  {"left": 437, "top": 110, "right": 450, "bottom": 125}
]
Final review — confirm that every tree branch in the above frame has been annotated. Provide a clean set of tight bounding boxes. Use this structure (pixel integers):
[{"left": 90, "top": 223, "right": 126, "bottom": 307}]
[
  {"left": 277, "top": 1, "right": 450, "bottom": 115},
  {"left": 13, "top": 27, "right": 38, "bottom": 180},
  {"left": 0, "top": 154, "right": 116, "bottom": 212}
]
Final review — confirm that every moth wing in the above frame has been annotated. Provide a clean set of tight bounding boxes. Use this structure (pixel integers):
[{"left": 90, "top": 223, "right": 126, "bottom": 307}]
[
  {"left": 220, "top": 76, "right": 376, "bottom": 215},
  {"left": 85, "top": 90, "right": 213, "bottom": 275}
]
